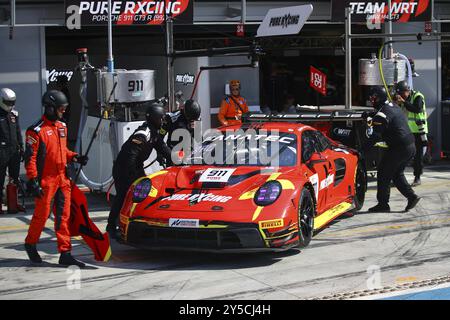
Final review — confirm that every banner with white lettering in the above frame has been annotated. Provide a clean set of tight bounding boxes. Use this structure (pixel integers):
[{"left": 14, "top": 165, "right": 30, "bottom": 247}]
[
  {"left": 331, "top": 0, "right": 432, "bottom": 23},
  {"left": 65, "top": 0, "right": 193, "bottom": 26},
  {"left": 256, "top": 4, "right": 313, "bottom": 38}
]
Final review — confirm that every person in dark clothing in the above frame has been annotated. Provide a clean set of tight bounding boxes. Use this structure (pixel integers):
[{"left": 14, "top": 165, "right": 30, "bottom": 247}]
[
  {"left": 0, "top": 88, "right": 24, "bottom": 214},
  {"left": 106, "top": 102, "right": 172, "bottom": 239},
  {"left": 393, "top": 80, "right": 428, "bottom": 186},
  {"left": 365, "top": 86, "right": 421, "bottom": 213},
  {"left": 160, "top": 99, "right": 201, "bottom": 149}
]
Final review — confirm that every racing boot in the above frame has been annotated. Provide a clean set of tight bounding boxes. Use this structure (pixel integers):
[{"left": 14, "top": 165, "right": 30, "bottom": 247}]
[
  {"left": 0, "top": 199, "right": 4, "bottom": 214},
  {"left": 368, "top": 203, "right": 391, "bottom": 213},
  {"left": 24, "top": 243, "right": 42, "bottom": 263},
  {"left": 59, "top": 251, "right": 86, "bottom": 268},
  {"left": 106, "top": 224, "right": 121, "bottom": 241},
  {"left": 405, "top": 196, "right": 421, "bottom": 212},
  {"left": 411, "top": 177, "right": 421, "bottom": 187}
]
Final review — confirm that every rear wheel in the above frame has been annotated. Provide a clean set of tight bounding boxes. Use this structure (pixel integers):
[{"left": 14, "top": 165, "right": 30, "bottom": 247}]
[
  {"left": 353, "top": 162, "right": 367, "bottom": 211},
  {"left": 297, "top": 187, "right": 316, "bottom": 249}
]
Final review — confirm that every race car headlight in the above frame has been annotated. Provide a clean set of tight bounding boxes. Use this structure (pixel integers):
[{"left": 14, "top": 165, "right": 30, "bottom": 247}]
[
  {"left": 132, "top": 178, "right": 152, "bottom": 203},
  {"left": 254, "top": 181, "right": 282, "bottom": 206}
]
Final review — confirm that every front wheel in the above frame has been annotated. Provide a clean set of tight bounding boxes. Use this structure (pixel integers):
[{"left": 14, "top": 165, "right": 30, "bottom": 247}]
[
  {"left": 353, "top": 162, "right": 367, "bottom": 211},
  {"left": 297, "top": 187, "right": 316, "bottom": 249}
]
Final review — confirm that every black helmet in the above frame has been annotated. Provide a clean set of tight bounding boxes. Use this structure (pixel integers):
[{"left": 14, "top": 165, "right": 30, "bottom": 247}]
[
  {"left": 42, "top": 90, "right": 68, "bottom": 121},
  {"left": 367, "top": 86, "right": 388, "bottom": 109},
  {"left": 395, "top": 80, "right": 410, "bottom": 94},
  {"left": 145, "top": 102, "right": 165, "bottom": 129},
  {"left": 183, "top": 99, "right": 201, "bottom": 121}
]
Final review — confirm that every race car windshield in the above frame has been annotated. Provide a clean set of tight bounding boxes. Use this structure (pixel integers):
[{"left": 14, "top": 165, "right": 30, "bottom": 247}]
[{"left": 184, "top": 132, "right": 297, "bottom": 167}]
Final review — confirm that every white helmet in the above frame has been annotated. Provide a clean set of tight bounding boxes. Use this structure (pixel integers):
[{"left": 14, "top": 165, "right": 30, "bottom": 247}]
[{"left": 0, "top": 88, "right": 16, "bottom": 112}]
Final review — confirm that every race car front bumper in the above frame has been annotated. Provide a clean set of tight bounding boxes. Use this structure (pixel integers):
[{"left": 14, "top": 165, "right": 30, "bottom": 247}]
[{"left": 123, "top": 219, "right": 296, "bottom": 253}]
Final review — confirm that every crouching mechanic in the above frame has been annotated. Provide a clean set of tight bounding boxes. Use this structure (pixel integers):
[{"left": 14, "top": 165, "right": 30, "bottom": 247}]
[
  {"left": 107, "top": 102, "right": 172, "bottom": 239},
  {"left": 160, "top": 99, "right": 201, "bottom": 162},
  {"left": 24, "top": 90, "right": 88, "bottom": 267}
]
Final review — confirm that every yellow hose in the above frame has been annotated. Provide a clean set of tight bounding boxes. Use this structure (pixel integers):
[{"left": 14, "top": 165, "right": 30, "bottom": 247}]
[{"left": 378, "top": 43, "right": 393, "bottom": 101}]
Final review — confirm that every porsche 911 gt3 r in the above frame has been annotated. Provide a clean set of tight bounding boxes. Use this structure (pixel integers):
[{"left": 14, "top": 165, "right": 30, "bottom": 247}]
[{"left": 119, "top": 115, "right": 367, "bottom": 252}]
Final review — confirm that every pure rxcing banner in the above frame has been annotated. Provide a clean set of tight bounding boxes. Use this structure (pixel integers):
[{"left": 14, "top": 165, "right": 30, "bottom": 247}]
[{"left": 65, "top": 0, "right": 193, "bottom": 26}]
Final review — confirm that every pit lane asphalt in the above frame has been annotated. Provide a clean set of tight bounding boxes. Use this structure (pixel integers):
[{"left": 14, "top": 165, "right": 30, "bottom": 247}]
[{"left": 1, "top": 162, "right": 450, "bottom": 300}]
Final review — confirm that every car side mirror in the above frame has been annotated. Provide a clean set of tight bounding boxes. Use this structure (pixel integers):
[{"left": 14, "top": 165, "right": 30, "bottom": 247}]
[
  {"left": 305, "top": 152, "right": 326, "bottom": 168},
  {"left": 309, "top": 152, "right": 322, "bottom": 162}
]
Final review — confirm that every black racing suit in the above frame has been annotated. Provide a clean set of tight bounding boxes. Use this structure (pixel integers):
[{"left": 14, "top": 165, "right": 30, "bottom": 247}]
[
  {"left": 107, "top": 123, "right": 172, "bottom": 230},
  {"left": 161, "top": 111, "right": 194, "bottom": 149},
  {"left": 0, "top": 108, "right": 23, "bottom": 200},
  {"left": 366, "top": 102, "right": 417, "bottom": 207}
]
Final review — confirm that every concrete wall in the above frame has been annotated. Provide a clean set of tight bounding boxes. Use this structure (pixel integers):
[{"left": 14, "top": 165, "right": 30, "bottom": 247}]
[{"left": 0, "top": 26, "right": 44, "bottom": 132}]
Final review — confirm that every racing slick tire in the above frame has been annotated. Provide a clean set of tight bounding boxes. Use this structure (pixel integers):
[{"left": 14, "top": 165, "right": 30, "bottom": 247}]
[
  {"left": 297, "top": 187, "right": 316, "bottom": 249},
  {"left": 352, "top": 162, "right": 367, "bottom": 212}
]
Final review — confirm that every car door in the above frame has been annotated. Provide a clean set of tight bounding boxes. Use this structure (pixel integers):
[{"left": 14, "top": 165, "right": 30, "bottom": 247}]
[
  {"left": 313, "top": 131, "right": 342, "bottom": 208},
  {"left": 301, "top": 130, "right": 332, "bottom": 212}
]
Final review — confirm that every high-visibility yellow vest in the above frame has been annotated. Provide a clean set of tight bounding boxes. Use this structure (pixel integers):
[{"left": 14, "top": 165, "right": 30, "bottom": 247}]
[{"left": 406, "top": 91, "right": 428, "bottom": 134}]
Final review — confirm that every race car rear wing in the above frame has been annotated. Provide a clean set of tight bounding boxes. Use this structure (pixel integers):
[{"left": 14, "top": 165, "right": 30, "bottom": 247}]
[{"left": 243, "top": 111, "right": 367, "bottom": 123}]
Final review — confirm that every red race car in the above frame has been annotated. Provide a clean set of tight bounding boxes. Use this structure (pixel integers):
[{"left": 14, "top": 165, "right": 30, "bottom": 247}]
[{"left": 119, "top": 112, "right": 367, "bottom": 252}]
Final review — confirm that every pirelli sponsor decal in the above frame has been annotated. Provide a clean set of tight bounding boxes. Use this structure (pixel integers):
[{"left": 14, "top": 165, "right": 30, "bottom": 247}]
[{"left": 259, "top": 219, "right": 284, "bottom": 229}]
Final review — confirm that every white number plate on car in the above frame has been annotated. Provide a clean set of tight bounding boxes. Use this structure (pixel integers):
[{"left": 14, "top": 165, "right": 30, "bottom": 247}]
[{"left": 198, "top": 168, "right": 236, "bottom": 183}]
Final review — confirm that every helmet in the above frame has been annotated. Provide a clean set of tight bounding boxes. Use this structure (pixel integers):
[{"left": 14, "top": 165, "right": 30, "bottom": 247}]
[
  {"left": 0, "top": 88, "right": 16, "bottom": 112},
  {"left": 367, "top": 86, "right": 388, "bottom": 109},
  {"left": 395, "top": 80, "right": 410, "bottom": 94},
  {"left": 183, "top": 99, "right": 201, "bottom": 121},
  {"left": 42, "top": 90, "right": 68, "bottom": 121},
  {"left": 229, "top": 80, "right": 240, "bottom": 88},
  {"left": 145, "top": 102, "right": 165, "bottom": 129}
]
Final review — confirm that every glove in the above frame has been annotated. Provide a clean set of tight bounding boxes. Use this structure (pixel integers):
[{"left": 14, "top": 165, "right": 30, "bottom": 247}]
[
  {"left": 156, "top": 154, "right": 167, "bottom": 167},
  {"left": 19, "top": 145, "right": 24, "bottom": 162},
  {"left": 74, "top": 155, "right": 89, "bottom": 166},
  {"left": 27, "top": 179, "right": 44, "bottom": 198}
]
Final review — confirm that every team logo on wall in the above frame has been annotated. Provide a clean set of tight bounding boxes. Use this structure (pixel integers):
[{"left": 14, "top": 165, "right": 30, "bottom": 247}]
[
  {"left": 65, "top": 0, "right": 193, "bottom": 26},
  {"left": 331, "top": 0, "right": 432, "bottom": 23},
  {"left": 175, "top": 73, "right": 195, "bottom": 86},
  {"left": 46, "top": 69, "right": 74, "bottom": 84}
]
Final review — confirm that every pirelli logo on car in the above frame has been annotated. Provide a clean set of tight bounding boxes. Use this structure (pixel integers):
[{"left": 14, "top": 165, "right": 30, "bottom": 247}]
[{"left": 259, "top": 219, "right": 284, "bottom": 229}]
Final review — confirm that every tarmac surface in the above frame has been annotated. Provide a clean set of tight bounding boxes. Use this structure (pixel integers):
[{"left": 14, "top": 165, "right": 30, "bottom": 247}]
[{"left": 1, "top": 161, "right": 450, "bottom": 300}]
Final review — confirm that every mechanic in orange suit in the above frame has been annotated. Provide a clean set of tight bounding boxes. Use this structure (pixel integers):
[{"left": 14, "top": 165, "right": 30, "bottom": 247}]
[
  {"left": 24, "top": 90, "right": 88, "bottom": 268},
  {"left": 218, "top": 80, "right": 249, "bottom": 126}
]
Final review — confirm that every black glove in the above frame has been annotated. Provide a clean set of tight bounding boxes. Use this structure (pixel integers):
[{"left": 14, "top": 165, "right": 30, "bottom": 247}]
[
  {"left": 19, "top": 145, "right": 24, "bottom": 162},
  {"left": 156, "top": 154, "right": 167, "bottom": 167},
  {"left": 27, "top": 179, "right": 44, "bottom": 198},
  {"left": 74, "top": 155, "right": 89, "bottom": 166}
]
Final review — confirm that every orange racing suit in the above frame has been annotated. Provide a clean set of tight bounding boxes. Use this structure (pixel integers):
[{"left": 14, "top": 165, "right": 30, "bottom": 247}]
[
  {"left": 24, "top": 116, "right": 78, "bottom": 252},
  {"left": 218, "top": 95, "right": 249, "bottom": 126}
]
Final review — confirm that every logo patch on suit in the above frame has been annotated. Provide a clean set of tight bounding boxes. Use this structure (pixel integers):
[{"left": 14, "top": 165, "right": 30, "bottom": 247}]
[
  {"left": 10, "top": 116, "right": 16, "bottom": 123},
  {"left": 47, "top": 130, "right": 53, "bottom": 136},
  {"left": 58, "top": 128, "right": 66, "bottom": 137},
  {"left": 26, "top": 136, "right": 37, "bottom": 145}
]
